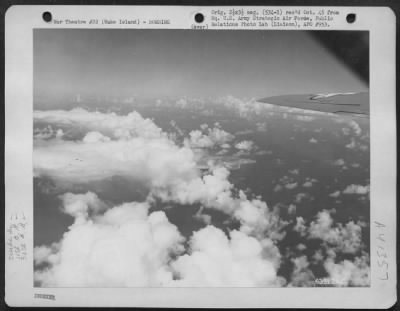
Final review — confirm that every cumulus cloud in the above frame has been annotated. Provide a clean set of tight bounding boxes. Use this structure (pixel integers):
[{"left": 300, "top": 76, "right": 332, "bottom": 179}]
[
  {"left": 218, "top": 96, "right": 265, "bottom": 119},
  {"left": 186, "top": 125, "right": 234, "bottom": 149},
  {"left": 82, "top": 131, "right": 111, "bottom": 143},
  {"left": 34, "top": 136, "right": 198, "bottom": 187},
  {"left": 285, "top": 182, "right": 298, "bottom": 190},
  {"left": 35, "top": 198, "right": 185, "bottom": 287},
  {"left": 348, "top": 120, "right": 362, "bottom": 136},
  {"left": 294, "top": 193, "right": 308, "bottom": 203},
  {"left": 324, "top": 254, "right": 370, "bottom": 286},
  {"left": 346, "top": 138, "right": 356, "bottom": 149},
  {"left": 175, "top": 98, "right": 188, "bottom": 108},
  {"left": 309, "top": 138, "right": 318, "bottom": 144},
  {"left": 33, "top": 106, "right": 370, "bottom": 288},
  {"left": 34, "top": 243, "right": 60, "bottom": 266},
  {"left": 34, "top": 108, "right": 291, "bottom": 287},
  {"left": 193, "top": 207, "right": 212, "bottom": 225},
  {"left": 287, "top": 204, "right": 296, "bottom": 215},
  {"left": 171, "top": 226, "right": 283, "bottom": 287},
  {"left": 308, "top": 210, "right": 363, "bottom": 254},
  {"left": 34, "top": 108, "right": 164, "bottom": 140},
  {"left": 288, "top": 256, "right": 315, "bottom": 287},
  {"left": 329, "top": 191, "right": 341, "bottom": 198},
  {"left": 34, "top": 192, "right": 285, "bottom": 287},
  {"left": 60, "top": 191, "right": 107, "bottom": 222},
  {"left": 155, "top": 166, "right": 233, "bottom": 210},
  {"left": 290, "top": 210, "right": 370, "bottom": 286},
  {"left": 273, "top": 184, "right": 283, "bottom": 192},
  {"left": 34, "top": 109, "right": 284, "bottom": 241},
  {"left": 343, "top": 184, "right": 370, "bottom": 195},
  {"left": 293, "top": 217, "right": 307, "bottom": 237},
  {"left": 333, "top": 159, "right": 345, "bottom": 166},
  {"left": 34, "top": 125, "right": 64, "bottom": 140},
  {"left": 169, "top": 120, "right": 185, "bottom": 137},
  {"left": 234, "top": 140, "right": 254, "bottom": 152},
  {"left": 302, "top": 177, "right": 317, "bottom": 188},
  {"left": 342, "top": 127, "right": 351, "bottom": 136}
]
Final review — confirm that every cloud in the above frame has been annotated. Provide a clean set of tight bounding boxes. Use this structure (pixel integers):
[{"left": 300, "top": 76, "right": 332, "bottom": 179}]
[
  {"left": 302, "top": 177, "right": 317, "bottom": 188},
  {"left": 324, "top": 254, "right": 370, "bottom": 286},
  {"left": 34, "top": 108, "right": 290, "bottom": 287},
  {"left": 34, "top": 192, "right": 285, "bottom": 287},
  {"left": 290, "top": 210, "right": 369, "bottom": 286},
  {"left": 218, "top": 96, "right": 266, "bottom": 119},
  {"left": 256, "top": 122, "right": 267, "bottom": 132},
  {"left": 34, "top": 108, "right": 164, "bottom": 140},
  {"left": 193, "top": 207, "right": 212, "bottom": 225},
  {"left": 329, "top": 191, "right": 341, "bottom": 198},
  {"left": 186, "top": 126, "right": 234, "bottom": 149},
  {"left": 175, "top": 98, "right": 188, "bottom": 108},
  {"left": 234, "top": 194, "right": 286, "bottom": 241},
  {"left": 342, "top": 127, "right": 350, "bottom": 136},
  {"left": 169, "top": 120, "right": 185, "bottom": 137},
  {"left": 293, "top": 217, "right": 307, "bottom": 237},
  {"left": 234, "top": 140, "right": 254, "bottom": 152},
  {"left": 285, "top": 182, "right": 298, "bottom": 190},
  {"left": 308, "top": 210, "right": 364, "bottom": 254},
  {"left": 273, "top": 184, "right": 283, "bottom": 192},
  {"left": 60, "top": 191, "right": 107, "bottom": 223},
  {"left": 296, "top": 115, "right": 315, "bottom": 122},
  {"left": 34, "top": 198, "right": 185, "bottom": 287},
  {"left": 346, "top": 138, "right": 356, "bottom": 149},
  {"left": 348, "top": 120, "right": 362, "bottom": 136},
  {"left": 34, "top": 136, "right": 198, "bottom": 188},
  {"left": 333, "top": 159, "right": 345, "bottom": 166},
  {"left": 34, "top": 243, "right": 60, "bottom": 266},
  {"left": 288, "top": 256, "right": 315, "bottom": 287},
  {"left": 82, "top": 131, "right": 111, "bottom": 143},
  {"left": 200, "top": 124, "right": 208, "bottom": 130},
  {"left": 34, "top": 125, "right": 64, "bottom": 140},
  {"left": 34, "top": 109, "right": 284, "bottom": 237},
  {"left": 309, "top": 138, "right": 318, "bottom": 144},
  {"left": 343, "top": 184, "right": 370, "bottom": 195},
  {"left": 171, "top": 226, "right": 283, "bottom": 287},
  {"left": 296, "top": 244, "right": 306, "bottom": 251},
  {"left": 34, "top": 107, "right": 369, "bottom": 288},
  {"left": 287, "top": 204, "right": 296, "bottom": 215},
  {"left": 156, "top": 166, "right": 233, "bottom": 211},
  {"left": 294, "top": 193, "right": 308, "bottom": 203}
]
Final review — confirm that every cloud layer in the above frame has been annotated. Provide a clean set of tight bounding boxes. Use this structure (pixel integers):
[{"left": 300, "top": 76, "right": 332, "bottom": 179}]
[{"left": 33, "top": 106, "right": 370, "bottom": 287}]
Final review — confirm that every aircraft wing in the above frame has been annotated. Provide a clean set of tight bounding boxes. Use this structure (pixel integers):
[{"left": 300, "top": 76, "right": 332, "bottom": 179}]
[{"left": 257, "top": 92, "right": 369, "bottom": 118}]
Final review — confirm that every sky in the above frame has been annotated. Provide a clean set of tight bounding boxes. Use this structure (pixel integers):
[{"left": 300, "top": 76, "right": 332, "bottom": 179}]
[{"left": 34, "top": 29, "right": 368, "bottom": 100}]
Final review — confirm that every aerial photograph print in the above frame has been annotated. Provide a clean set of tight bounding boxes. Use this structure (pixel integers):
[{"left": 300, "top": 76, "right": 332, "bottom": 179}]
[{"left": 33, "top": 29, "right": 370, "bottom": 287}]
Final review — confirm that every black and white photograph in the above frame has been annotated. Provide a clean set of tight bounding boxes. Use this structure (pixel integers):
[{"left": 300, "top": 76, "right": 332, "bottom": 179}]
[{"left": 32, "top": 29, "right": 372, "bottom": 288}]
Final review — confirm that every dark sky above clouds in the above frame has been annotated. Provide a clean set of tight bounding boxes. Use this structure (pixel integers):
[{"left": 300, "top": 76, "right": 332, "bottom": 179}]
[{"left": 34, "top": 29, "right": 368, "bottom": 100}]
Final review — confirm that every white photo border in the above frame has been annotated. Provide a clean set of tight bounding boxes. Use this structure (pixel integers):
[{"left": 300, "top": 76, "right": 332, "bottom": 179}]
[{"left": 5, "top": 5, "right": 397, "bottom": 308}]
